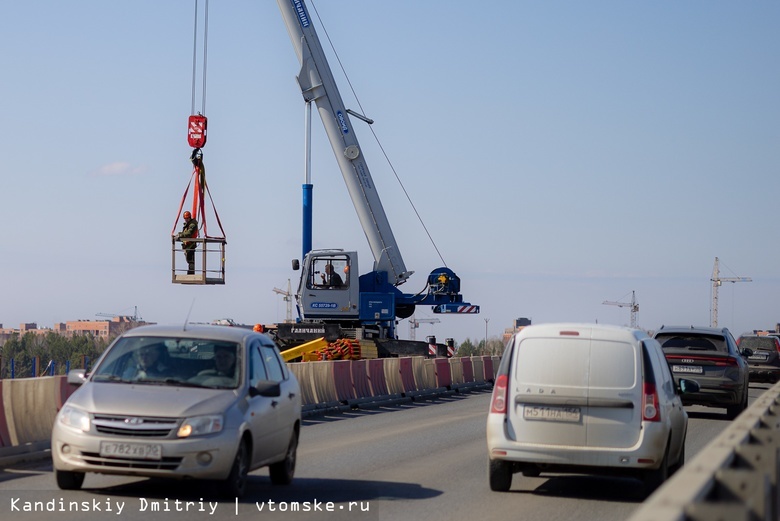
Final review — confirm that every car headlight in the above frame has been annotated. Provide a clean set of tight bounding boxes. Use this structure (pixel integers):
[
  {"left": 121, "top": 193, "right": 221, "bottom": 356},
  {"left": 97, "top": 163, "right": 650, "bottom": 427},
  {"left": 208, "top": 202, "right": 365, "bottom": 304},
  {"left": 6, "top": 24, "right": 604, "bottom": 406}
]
[
  {"left": 58, "top": 405, "right": 90, "bottom": 432},
  {"left": 177, "top": 415, "right": 223, "bottom": 438}
]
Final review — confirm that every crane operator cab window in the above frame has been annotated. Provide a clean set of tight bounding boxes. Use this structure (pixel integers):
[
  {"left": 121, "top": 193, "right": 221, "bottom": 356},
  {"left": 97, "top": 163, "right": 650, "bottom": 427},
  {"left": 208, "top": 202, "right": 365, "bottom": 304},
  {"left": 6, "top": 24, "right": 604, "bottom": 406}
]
[{"left": 309, "top": 257, "right": 349, "bottom": 290}]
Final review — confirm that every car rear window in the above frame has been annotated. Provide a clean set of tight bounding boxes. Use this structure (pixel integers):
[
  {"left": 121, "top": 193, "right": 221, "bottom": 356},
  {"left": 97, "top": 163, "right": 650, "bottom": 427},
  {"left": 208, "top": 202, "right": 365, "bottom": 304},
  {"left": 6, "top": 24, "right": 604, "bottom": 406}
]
[
  {"left": 739, "top": 336, "right": 778, "bottom": 351},
  {"left": 514, "top": 337, "right": 636, "bottom": 389},
  {"left": 655, "top": 334, "right": 727, "bottom": 353}
]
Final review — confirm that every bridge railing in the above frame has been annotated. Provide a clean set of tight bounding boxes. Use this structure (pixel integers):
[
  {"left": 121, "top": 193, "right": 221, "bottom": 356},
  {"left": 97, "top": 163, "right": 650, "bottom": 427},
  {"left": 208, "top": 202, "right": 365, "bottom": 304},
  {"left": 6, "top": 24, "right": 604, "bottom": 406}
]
[{"left": 628, "top": 381, "right": 780, "bottom": 521}]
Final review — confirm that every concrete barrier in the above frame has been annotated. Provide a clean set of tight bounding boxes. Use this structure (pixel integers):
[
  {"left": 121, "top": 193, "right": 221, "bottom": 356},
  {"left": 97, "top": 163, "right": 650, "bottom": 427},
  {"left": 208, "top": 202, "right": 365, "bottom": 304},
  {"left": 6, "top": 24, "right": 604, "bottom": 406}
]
[
  {"left": 0, "top": 356, "right": 491, "bottom": 457},
  {"left": 628, "top": 381, "right": 780, "bottom": 521}
]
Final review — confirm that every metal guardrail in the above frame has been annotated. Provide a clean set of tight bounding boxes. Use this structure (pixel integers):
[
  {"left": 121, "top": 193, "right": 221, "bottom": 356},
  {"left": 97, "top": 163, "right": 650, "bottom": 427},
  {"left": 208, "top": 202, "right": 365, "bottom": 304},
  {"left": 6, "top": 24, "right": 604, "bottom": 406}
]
[{"left": 628, "top": 381, "right": 780, "bottom": 521}]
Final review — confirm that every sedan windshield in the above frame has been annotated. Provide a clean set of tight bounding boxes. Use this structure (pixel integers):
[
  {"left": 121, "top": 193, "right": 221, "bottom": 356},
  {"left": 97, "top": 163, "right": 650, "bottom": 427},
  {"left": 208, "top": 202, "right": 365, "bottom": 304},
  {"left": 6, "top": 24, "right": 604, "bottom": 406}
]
[{"left": 91, "top": 336, "right": 241, "bottom": 389}]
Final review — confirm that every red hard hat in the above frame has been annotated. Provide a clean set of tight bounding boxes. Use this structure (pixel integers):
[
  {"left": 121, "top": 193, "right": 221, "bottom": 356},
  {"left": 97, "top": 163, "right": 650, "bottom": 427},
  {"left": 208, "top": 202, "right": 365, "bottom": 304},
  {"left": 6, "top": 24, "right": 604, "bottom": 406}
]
[{"left": 183, "top": 211, "right": 191, "bottom": 219}]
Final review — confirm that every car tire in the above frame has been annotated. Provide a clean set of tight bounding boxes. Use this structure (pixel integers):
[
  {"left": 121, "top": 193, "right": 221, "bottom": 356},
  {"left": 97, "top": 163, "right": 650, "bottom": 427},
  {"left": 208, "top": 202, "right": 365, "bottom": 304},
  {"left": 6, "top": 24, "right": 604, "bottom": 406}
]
[
  {"left": 222, "top": 439, "right": 250, "bottom": 498},
  {"left": 269, "top": 428, "right": 298, "bottom": 486},
  {"left": 488, "top": 459, "right": 513, "bottom": 492},
  {"left": 643, "top": 442, "right": 669, "bottom": 495},
  {"left": 726, "top": 388, "right": 748, "bottom": 420},
  {"left": 55, "top": 470, "right": 85, "bottom": 490}
]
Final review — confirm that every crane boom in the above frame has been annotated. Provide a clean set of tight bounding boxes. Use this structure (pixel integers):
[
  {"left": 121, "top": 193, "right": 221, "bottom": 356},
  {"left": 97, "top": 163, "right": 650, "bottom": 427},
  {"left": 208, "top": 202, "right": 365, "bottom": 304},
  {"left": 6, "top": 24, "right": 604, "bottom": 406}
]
[{"left": 277, "top": 0, "right": 411, "bottom": 285}]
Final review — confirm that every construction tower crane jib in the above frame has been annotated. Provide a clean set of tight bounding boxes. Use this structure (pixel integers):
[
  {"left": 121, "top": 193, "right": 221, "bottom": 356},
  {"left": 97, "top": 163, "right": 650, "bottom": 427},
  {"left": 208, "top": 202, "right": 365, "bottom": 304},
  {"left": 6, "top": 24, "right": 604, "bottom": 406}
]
[{"left": 278, "top": 0, "right": 410, "bottom": 286}]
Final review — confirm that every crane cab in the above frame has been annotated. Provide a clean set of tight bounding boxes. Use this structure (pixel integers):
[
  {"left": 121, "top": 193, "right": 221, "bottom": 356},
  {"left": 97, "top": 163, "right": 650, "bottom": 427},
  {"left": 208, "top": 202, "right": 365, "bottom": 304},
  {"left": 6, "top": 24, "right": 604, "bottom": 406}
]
[
  {"left": 296, "top": 251, "right": 359, "bottom": 320},
  {"left": 171, "top": 237, "right": 226, "bottom": 285}
]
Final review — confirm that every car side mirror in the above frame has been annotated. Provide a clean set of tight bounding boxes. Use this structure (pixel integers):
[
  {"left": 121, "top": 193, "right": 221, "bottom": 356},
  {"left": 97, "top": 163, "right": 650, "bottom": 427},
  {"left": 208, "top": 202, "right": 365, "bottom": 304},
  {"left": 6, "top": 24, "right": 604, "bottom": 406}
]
[
  {"left": 740, "top": 348, "right": 753, "bottom": 358},
  {"left": 678, "top": 378, "right": 700, "bottom": 394},
  {"left": 66, "top": 369, "right": 87, "bottom": 386},
  {"left": 250, "top": 380, "right": 281, "bottom": 398}
]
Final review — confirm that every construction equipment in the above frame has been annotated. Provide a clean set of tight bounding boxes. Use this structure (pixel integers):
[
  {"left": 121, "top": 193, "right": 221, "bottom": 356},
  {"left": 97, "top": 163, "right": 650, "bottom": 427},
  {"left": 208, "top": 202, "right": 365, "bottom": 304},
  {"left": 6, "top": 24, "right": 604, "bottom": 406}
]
[
  {"left": 602, "top": 291, "right": 639, "bottom": 328},
  {"left": 409, "top": 316, "right": 440, "bottom": 341},
  {"left": 272, "top": 280, "right": 294, "bottom": 324},
  {"left": 269, "top": 0, "right": 479, "bottom": 356},
  {"left": 710, "top": 257, "right": 751, "bottom": 327}
]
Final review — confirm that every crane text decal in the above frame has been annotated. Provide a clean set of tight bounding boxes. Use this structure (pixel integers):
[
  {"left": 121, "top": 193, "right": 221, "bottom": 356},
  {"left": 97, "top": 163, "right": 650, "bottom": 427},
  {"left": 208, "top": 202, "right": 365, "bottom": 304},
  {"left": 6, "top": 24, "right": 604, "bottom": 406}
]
[
  {"left": 336, "top": 111, "right": 350, "bottom": 134},
  {"left": 292, "top": 0, "right": 310, "bottom": 28}
]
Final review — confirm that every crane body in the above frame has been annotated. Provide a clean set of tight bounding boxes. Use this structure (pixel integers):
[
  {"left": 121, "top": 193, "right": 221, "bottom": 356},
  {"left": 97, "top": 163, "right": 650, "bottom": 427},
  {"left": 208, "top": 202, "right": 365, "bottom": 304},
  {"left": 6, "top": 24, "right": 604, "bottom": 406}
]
[{"left": 272, "top": 0, "right": 478, "bottom": 354}]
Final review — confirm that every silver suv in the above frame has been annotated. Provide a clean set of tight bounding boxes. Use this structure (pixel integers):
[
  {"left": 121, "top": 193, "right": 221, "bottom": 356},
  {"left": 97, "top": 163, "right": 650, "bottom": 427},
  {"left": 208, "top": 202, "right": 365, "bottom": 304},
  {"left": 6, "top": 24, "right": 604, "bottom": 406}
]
[{"left": 52, "top": 324, "right": 301, "bottom": 497}]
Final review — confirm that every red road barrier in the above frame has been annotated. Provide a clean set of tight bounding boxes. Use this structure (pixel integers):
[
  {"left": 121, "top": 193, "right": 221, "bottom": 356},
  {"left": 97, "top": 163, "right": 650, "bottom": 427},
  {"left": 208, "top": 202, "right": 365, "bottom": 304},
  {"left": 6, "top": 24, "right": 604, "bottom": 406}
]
[
  {"left": 350, "top": 360, "right": 372, "bottom": 399},
  {"left": 332, "top": 361, "right": 355, "bottom": 402},
  {"left": 434, "top": 358, "right": 452, "bottom": 388},
  {"left": 367, "top": 359, "right": 389, "bottom": 396},
  {"left": 482, "top": 356, "right": 495, "bottom": 382},
  {"left": 0, "top": 381, "right": 11, "bottom": 447},
  {"left": 398, "top": 358, "right": 417, "bottom": 393},
  {"left": 461, "top": 357, "right": 474, "bottom": 383}
]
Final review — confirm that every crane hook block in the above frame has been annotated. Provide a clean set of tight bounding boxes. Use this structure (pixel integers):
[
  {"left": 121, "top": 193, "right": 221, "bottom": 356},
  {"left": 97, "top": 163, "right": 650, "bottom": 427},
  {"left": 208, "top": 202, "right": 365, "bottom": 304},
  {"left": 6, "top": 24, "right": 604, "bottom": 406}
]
[{"left": 187, "top": 114, "right": 208, "bottom": 148}]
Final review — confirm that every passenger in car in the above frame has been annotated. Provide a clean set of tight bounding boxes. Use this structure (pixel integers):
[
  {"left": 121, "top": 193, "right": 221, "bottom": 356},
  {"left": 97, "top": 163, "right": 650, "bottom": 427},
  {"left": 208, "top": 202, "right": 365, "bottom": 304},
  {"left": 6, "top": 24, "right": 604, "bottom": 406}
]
[{"left": 198, "top": 345, "right": 236, "bottom": 379}]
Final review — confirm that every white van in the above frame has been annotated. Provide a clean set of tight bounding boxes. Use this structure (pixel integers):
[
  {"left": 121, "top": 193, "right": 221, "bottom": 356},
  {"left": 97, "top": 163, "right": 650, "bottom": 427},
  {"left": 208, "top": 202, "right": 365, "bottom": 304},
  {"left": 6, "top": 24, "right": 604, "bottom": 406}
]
[{"left": 486, "top": 323, "right": 699, "bottom": 494}]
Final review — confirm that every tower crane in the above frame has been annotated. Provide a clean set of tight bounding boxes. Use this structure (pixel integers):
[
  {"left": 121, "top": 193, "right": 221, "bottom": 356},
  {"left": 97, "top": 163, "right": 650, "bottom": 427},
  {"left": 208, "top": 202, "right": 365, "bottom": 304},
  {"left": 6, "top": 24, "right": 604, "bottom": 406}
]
[
  {"left": 272, "top": 280, "right": 294, "bottom": 324},
  {"left": 711, "top": 257, "right": 751, "bottom": 327},
  {"left": 408, "top": 316, "right": 440, "bottom": 341},
  {"left": 602, "top": 291, "right": 639, "bottom": 328},
  {"left": 96, "top": 306, "right": 141, "bottom": 322}
]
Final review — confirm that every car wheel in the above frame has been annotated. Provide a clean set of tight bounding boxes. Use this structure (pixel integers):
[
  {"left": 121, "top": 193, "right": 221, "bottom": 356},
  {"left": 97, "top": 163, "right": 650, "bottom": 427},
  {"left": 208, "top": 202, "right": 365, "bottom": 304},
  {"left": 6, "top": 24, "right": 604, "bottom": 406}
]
[
  {"left": 269, "top": 428, "right": 298, "bottom": 486},
  {"left": 55, "top": 470, "right": 85, "bottom": 490},
  {"left": 488, "top": 459, "right": 512, "bottom": 492},
  {"left": 726, "top": 388, "right": 748, "bottom": 420},
  {"left": 222, "top": 439, "right": 250, "bottom": 498},
  {"left": 643, "top": 442, "right": 669, "bottom": 495}
]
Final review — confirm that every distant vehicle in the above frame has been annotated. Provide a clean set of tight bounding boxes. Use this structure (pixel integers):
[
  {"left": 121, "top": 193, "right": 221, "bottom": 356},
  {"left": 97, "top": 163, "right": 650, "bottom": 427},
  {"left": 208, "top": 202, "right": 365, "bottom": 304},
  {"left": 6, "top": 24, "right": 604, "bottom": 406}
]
[
  {"left": 51, "top": 324, "right": 301, "bottom": 497},
  {"left": 487, "top": 323, "right": 699, "bottom": 494},
  {"left": 737, "top": 334, "right": 780, "bottom": 383},
  {"left": 653, "top": 325, "right": 751, "bottom": 420}
]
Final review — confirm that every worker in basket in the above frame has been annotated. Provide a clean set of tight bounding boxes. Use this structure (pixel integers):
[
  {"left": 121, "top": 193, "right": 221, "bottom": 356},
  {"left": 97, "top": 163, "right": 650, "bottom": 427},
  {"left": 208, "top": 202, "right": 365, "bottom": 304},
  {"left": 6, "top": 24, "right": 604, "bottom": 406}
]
[{"left": 176, "top": 211, "right": 199, "bottom": 274}]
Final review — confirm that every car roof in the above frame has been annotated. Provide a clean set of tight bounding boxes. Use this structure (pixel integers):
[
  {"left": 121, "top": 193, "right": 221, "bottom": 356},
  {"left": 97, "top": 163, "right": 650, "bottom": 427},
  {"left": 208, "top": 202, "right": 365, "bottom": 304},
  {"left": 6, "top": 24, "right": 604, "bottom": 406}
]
[
  {"left": 119, "top": 324, "right": 262, "bottom": 343},
  {"left": 654, "top": 325, "right": 729, "bottom": 336},
  {"left": 514, "top": 322, "right": 649, "bottom": 342}
]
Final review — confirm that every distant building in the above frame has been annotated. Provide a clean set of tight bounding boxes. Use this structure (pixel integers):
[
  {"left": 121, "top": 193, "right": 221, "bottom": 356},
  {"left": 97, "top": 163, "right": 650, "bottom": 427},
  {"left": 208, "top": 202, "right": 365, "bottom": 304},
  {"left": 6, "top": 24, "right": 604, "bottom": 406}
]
[
  {"left": 66, "top": 316, "right": 147, "bottom": 339},
  {"left": 503, "top": 317, "right": 532, "bottom": 345},
  {"left": 0, "top": 317, "right": 149, "bottom": 346}
]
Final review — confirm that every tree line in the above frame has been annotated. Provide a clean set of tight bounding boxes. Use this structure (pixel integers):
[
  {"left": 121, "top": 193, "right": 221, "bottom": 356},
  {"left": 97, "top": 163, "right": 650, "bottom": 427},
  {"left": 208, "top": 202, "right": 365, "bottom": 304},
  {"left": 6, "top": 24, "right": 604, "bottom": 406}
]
[
  {"left": 0, "top": 332, "right": 108, "bottom": 379},
  {"left": 455, "top": 337, "right": 506, "bottom": 357}
]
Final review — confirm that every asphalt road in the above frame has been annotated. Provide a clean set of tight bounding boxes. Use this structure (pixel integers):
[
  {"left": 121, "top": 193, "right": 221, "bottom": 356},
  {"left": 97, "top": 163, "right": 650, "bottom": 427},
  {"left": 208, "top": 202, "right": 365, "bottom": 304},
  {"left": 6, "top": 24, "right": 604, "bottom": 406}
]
[{"left": 0, "top": 383, "right": 773, "bottom": 521}]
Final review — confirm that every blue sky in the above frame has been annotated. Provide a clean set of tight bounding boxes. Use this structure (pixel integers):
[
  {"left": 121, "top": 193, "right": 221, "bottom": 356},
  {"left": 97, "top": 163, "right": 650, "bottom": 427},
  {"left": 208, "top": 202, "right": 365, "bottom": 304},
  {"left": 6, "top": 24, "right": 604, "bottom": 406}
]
[{"left": 1, "top": 1, "right": 778, "bottom": 343}]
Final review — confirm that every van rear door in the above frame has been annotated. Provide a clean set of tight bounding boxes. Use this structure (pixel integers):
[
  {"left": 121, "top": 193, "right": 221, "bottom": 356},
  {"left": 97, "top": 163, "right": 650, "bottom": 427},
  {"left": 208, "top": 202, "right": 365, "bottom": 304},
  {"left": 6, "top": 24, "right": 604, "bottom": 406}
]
[{"left": 510, "top": 328, "right": 642, "bottom": 449}]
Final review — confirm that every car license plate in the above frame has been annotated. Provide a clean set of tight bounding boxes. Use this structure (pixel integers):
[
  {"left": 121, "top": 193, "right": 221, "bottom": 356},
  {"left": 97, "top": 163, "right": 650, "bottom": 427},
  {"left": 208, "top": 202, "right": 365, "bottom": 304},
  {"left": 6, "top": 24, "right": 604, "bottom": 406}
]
[
  {"left": 672, "top": 365, "right": 703, "bottom": 374},
  {"left": 99, "top": 441, "right": 162, "bottom": 460},
  {"left": 523, "top": 405, "right": 581, "bottom": 423},
  {"left": 749, "top": 353, "right": 769, "bottom": 362}
]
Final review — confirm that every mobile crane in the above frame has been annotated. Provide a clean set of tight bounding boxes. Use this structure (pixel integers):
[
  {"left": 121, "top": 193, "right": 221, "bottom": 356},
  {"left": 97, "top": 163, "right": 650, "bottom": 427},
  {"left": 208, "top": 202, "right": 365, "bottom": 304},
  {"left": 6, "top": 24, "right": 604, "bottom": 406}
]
[{"left": 272, "top": 0, "right": 479, "bottom": 356}]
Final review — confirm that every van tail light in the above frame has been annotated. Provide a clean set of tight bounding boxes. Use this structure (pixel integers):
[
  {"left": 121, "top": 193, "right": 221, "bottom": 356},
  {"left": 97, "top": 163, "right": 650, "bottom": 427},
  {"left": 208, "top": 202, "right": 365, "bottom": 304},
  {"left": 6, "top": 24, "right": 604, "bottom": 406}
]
[
  {"left": 775, "top": 340, "right": 780, "bottom": 354},
  {"left": 490, "top": 374, "right": 509, "bottom": 414},
  {"left": 642, "top": 382, "right": 660, "bottom": 422}
]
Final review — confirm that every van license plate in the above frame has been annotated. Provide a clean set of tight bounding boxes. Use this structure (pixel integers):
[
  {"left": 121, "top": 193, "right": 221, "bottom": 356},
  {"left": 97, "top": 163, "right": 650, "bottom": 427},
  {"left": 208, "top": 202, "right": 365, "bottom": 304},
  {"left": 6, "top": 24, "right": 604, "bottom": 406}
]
[
  {"left": 749, "top": 353, "right": 769, "bottom": 362},
  {"left": 100, "top": 442, "right": 162, "bottom": 460},
  {"left": 672, "top": 365, "right": 703, "bottom": 374},
  {"left": 523, "top": 405, "right": 581, "bottom": 423}
]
